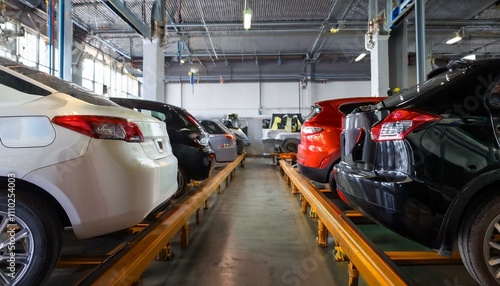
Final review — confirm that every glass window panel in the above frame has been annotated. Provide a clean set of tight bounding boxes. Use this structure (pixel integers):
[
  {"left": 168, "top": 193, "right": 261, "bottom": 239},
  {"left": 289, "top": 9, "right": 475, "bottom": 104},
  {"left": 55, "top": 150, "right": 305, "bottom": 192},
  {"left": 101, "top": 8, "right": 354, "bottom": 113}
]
[
  {"left": 115, "top": 71, "right": 122, "bottom": 94},
  {"left": 82, "top": 78, "right": 93, "bottom": 91},
  {"left": 131, "top": 80, "right": 139, "bottom": 96},
  {"left": 122, "top": 74, "right": 128, "bottom": 91},
  {"left": 38, "top": 37, "right": 49, "bottom": 71},
  {"left": 103, "top": 65, "right": 111, "bottom": 85},
  {"left": 94, "top": 83, "right": 103, "bottom": 95},
  {"left": 95, "top": 61, "right": 104, "bottom": 84},
  {"left": 82, "top": 58, "right": 94, "bottom": 81},
  {"left": 18, "top": 33, "right": 37, "bottom": 67}
]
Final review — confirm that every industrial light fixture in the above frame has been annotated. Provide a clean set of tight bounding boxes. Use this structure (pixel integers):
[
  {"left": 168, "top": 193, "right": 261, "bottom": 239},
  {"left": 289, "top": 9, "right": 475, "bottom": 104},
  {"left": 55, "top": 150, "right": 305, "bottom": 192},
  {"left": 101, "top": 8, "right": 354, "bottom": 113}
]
[
  {"left": 355, "top": 53, "right": 367, "bottom": 62},
  {"left": 446, "top": 28, "right": 464, "bottom": 45},
  {"left": 243, "top": 0, "right": 252, "bottom": 30},
  {"left": 462, "top": 54, "right": 476, "bottom": 60}
]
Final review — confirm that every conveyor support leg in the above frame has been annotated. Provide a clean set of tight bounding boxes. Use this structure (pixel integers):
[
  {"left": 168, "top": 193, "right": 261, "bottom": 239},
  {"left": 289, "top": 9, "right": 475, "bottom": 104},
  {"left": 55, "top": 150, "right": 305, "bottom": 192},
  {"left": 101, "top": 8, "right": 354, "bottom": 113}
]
[
  {"left": 348, "top": 262, "right": 359, "bottom": 286},
  {"left": 301, "top": 198, "right": 308, "bottom": 214},
  {"left": 317, "top": 219, "right": 328, "bottom": 247},
  {"left": 131, "top": 278, "right": 143, "bottom": 286},
  {"left": 217, "top": 185, "right": 221, "bottom": 194},
  {"left": 196, "top": 209, "right": 200, "bottom": 225},
  {"left": 204, "top": 199, "right": 209, "bottom": 209},
  {"left": 155, "top": 243, "right": 173, "bottom": 261},
  {"left": 181, "top": 223, "right": 190, "bottom": 248}
]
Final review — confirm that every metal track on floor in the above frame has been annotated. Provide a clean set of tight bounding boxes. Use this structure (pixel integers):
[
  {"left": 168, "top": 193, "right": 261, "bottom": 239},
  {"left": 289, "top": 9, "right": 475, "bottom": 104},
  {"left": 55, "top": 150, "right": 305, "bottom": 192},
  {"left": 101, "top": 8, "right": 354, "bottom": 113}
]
[
  {"left": 58, "top": 153, "right": 246, "bottom": 286},
  {"left": 279, "top": 160, "right": 462, "bottom": 286}
]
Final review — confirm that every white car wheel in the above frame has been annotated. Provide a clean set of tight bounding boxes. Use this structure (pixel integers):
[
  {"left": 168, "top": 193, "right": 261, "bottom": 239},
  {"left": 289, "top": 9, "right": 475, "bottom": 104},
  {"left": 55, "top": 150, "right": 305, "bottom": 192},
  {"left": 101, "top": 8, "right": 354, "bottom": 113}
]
[{"left": 0, "top": 195, "right": 61, "bottom": 285}]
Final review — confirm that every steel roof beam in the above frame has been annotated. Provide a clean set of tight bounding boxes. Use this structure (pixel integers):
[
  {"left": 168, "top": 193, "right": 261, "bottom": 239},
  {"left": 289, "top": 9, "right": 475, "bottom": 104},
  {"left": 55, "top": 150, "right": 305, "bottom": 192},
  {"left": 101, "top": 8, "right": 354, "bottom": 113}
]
[
  {"left": 99, "top": 0, "right": 151, "bottom": 39},
  {"left": 161, "top": 19, "right": 500, "bottom": 30},
  {"left": 165, "top": 20, "right": 367, "bottom": 29}
]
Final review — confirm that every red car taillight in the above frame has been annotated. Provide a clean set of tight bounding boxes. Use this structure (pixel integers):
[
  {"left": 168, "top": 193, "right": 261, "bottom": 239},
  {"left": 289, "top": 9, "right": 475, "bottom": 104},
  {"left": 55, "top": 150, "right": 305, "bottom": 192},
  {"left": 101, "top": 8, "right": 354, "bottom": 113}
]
[
  {"left": 302, "top": 126, "right": 323, "bottom": 135},
  {"left": 224, "top": 134, "right": 235, "bottom": 140},
  {"left": 371, "top": 109, "right": 441, "bottom": 142},
  {"left": 52, "top": 115, "right": 144, "bottom": 142}
]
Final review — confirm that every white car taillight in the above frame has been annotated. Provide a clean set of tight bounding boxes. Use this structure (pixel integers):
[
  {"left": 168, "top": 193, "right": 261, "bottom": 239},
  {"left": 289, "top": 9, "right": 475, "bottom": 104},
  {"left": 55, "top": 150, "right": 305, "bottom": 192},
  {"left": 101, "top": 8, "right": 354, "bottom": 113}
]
[
  {"left": 371, "top": 109, "right": 441, "bottom": 142},
  {"left": 302, "top": 126, "right": 323, "bottom": 135},
  {"left": 52, "top": 115, "right": 144, "bottom": 142}
]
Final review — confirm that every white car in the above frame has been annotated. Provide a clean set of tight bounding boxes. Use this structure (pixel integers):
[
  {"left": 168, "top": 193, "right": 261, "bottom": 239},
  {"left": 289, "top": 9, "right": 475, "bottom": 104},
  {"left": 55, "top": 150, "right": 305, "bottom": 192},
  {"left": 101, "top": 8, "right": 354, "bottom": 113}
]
[{"left": 0, "top": 59, "right": 178, "bottom": 285}]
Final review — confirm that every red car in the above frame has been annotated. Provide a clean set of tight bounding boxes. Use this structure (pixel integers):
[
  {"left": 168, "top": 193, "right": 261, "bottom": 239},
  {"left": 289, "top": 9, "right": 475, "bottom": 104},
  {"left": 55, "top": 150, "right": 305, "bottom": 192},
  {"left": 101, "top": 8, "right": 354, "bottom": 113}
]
[{"left": 297, "top": 97, "right": 385, "bottom": 185}]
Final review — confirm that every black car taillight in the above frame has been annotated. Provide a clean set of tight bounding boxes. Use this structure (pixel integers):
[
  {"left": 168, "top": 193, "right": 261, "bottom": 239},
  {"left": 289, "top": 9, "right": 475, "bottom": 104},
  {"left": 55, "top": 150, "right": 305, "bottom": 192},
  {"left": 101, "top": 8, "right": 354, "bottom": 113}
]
[
  {"left": 52, "top": 115, "right": 144, "bottom": 142},
  {"left": 371, "top": 109, "right": 441, "bottom": 142}
]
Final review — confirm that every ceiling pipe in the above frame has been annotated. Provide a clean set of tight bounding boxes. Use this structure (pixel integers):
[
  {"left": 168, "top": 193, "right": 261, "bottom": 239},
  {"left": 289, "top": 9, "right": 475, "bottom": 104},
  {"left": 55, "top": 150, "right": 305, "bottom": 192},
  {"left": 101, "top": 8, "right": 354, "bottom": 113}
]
[
  {"left": 164, "top": 73, "right": 370, "bottom": 83},
  {"left": 306, "top": 1, "right": 339, "bottom": 62},
  {"left": 164, "top": 52, "right": 310, "bottom": 57}
]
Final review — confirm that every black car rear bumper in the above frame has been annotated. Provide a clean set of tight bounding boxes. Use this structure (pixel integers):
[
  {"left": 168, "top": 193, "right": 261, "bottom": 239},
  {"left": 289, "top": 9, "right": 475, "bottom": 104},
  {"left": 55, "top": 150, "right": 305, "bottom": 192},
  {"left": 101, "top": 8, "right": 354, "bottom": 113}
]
[
  {"left": 172, "top": 144, "right": 214, "bottom": 180},
  {"left": 334, "top": 161, "right": 438, "bottom": 249},
  {"left": 297, "top": 163, "right": 330, "bottom": 183}
]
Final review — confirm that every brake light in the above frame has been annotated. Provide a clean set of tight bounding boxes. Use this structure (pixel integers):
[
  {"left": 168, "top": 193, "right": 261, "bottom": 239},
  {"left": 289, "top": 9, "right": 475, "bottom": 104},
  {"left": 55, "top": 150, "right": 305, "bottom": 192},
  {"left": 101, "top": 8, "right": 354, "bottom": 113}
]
[
  {"left": 186, "top": 115, "right": 200, "bottom": 126},
  {"left": 371, "top": 109, "right": 441, "bottom": 142},
  {"left": 224, "top": 134, "right": 235, "bottom": 140},
  {"left": 302, "top": 126, "right": 323, "bottom": 135},
  {"left": 52, "top": 115, "right": 144, "bottom": 142}
]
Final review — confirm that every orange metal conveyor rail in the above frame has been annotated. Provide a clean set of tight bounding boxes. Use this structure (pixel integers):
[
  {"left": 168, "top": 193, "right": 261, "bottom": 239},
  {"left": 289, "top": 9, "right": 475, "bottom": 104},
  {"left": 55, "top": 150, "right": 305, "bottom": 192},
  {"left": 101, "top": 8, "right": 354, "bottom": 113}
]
[{"left": 279, "top": 160, "right": 416, "bottom": 286}]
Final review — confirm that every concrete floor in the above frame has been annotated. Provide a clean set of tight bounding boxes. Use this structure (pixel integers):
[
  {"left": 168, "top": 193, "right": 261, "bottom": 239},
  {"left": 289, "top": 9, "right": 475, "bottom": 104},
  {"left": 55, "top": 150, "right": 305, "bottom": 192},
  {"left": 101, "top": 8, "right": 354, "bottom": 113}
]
[
  {"left": 142, "top": 157, "right": 349, "bottom": 286},
  {"left": 141, "top": 157, "right": 479, "bottom": 286}
]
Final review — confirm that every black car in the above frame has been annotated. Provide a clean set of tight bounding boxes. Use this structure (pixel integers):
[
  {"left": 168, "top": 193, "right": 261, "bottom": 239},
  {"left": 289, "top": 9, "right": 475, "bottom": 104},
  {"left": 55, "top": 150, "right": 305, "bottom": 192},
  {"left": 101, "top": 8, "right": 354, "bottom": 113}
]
[
  {"left": 110, "top": 98, "right": 215, "bottom": 197},
  {"left": 333, "top": 59, "right": 500, "bottom": 285}
]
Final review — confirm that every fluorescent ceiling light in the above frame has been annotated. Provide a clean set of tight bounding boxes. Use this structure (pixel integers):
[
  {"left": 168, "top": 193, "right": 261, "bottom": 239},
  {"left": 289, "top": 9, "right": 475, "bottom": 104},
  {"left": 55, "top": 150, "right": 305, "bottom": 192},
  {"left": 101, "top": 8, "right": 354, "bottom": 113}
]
[
  {"left": 462, "top": 54, "right": 476, "bottom": 60},
  {"left": 446, "top": 30, "right": 463, "bottom": 45},
  {"left": 355, "top": 53, "right": 367, "bottom": 62},
  {"left": 446, "top": 35, "right": 462, "bottom": 45},
  {"left": 243, "top": 8, "right": 252, "bottom": 30}
]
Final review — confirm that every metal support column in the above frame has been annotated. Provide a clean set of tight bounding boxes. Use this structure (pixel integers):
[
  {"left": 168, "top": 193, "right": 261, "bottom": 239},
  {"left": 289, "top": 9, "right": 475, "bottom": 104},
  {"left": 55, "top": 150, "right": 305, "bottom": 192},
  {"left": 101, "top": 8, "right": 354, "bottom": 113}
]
[
  {"left": 370, "top": 33, "right": 390, "bottom": 96},
  {"left": 389, "top": 20, "right": 409, "bottom": 90},
  {"left": 143, "top": 38, "right": 165, "bottom": 101},
  {"left": 58, "top": 0, "right": 72, "bottom": 81},
  {"left": 48, "top": 0, "right": 54, "bottom": 75},
  {"left": 415, "top": 0, "right": 426, "bottom": 84},
  {"left": 367, "top": 0, "right": 389, "bottom": 96}
]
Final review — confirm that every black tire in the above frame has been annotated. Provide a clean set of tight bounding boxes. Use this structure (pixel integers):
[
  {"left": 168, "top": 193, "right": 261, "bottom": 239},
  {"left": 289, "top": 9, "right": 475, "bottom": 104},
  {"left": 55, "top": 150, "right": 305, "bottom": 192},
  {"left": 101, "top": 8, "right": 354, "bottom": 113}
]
[
  {"left": 0, "top": 193, "right": 62, "bottom": 286},
  {"left": 281, "top": 138, "right": 300, "bottom": 153},
  {"left": 327, "top": 169, "right": 352, "bottom": 211},
  {"left": 236, "top": 138, "right": 244, "bottom": 155},
  {"left": 328, "top": 169, "right": 338, "bottom": 195},
  {"left": 173, "top": 167, "right": 189, "bottom": 199},
  {"left": 458, "top": 194, "right": 500, "bottom": 285}
]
